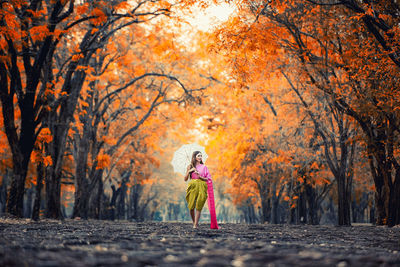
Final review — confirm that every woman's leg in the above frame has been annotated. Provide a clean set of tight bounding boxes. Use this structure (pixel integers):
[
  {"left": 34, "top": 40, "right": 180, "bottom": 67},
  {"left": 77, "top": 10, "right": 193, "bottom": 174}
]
[
  {"left": 194, "top": 209, "right": 201, "bottom": 228},
  {"left": 190, "top": 209, "right": 195, "bottom": 224}
]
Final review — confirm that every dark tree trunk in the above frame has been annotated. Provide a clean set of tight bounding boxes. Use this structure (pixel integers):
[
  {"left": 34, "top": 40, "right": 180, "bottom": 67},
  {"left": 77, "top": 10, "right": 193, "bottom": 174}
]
[
  {"left": 99, "top": 192, "right": 110, "bottom": 220},
  {"left": 88, "top": 169, "right": 104, "bottom": 219},
  {"left": 305, "top": 183, "right": 319, "bottom": 225},
  {"left": 95, "top": 173, "right": 104, "bottom": 219},
  {"left": 263, "top": 198, "right": 271, "bottom": 223},
  {"left": 7, "top": 155, "right": 30, "bottom": 217},
  {"left": 32, "top": 162, "right": 44, "bottom": 221},
  {"left": 374, "top": 179, "right": 389, "bottom": 225},
  {"left": 388, "top": 166, "right": 400, "bottom": 226},
  {"left": 367, "top": 138, "right": 390, "bottom": 225},
  {"left": 0, "top": 172, "right": 9, "bottom": 215},
  {"left": 257, "top": 179, "right": 270, "bottom": 223},
  {"left": 44, "top": 30, "right": 93, "bottom": 218},
  {"left": 337, "top": 175, "right": 351, "bottom": 226},
  {"left": 110, "top": 185, "right": 119, "bottom": 221},
  {"left": 370, "top": 200, "right": 376, "bottom": 224},
  {"left": 0, "top": 1, "right": 72, "bottom": 218},
  {"left": 271, "top": 198, "right": 279, "bottom": 224},
  {"left": 298, "top": 192, "right": 307, "bottom": 224},
  {"left": 24, "top": 188, "right": 33, "bottom": 218},
  {"left": 72, "top": 178, "right": 89, "bottom": 219},
  {"left": 324, "top": 197, "right": 337, "bottom": 224},
  {"left": 130, "top": 183, "right": 143, "bottom": 221},
  {"left": 45, "top": 167, "right": 63, "bottom": 219},
  {"left": 289, "top": 205, "right": 296, "bottom": 224},
  {"left": 72, "top": 131, "right": 90, "bottom": 219},
  {"left": 72, "top": 78, "right": 99, "bottom": 220},
  {"left": 117, "top": 180, "right": 127, "bottom": 220},
  {"left": 1, "top": 43, "right": 31, "bottom": 218},
  {"left": 45, "top": 76, "right": 85, "bottom": 219},
  {"left": 270, "top": 181, "right": 283, "bottom": 224},
  {"left": 239, "top": 199, "right": 257, "bottom": 223},
  {"left": 248, "top": 203, "right": 257, "bottom": 223},
  {"left": 351, "top": 200, "right": 358, "bottom": 223},
  {"left": 351, "top": 192, "right": 368, "bottom": 223},
  {"left": 336, "top": 129, "right": 354, "bottom": 226}
]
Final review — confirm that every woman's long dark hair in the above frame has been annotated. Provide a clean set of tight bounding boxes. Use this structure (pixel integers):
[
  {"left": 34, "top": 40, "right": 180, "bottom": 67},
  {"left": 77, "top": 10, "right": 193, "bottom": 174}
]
[{"left": 190, "top": 151, "right": 204, "bottom": 171}]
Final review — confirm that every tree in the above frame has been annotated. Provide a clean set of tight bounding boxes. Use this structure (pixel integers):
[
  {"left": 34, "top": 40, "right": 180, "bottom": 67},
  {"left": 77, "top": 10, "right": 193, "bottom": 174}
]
[
  {"left": 275, "top": 0, "right": 400, "bottom": 226},
  {"left": 208, "top": 0, "right": 400, "bottom": 225},
  {"left": 0, "top": 0, "right": 176, "bottom": 218}
]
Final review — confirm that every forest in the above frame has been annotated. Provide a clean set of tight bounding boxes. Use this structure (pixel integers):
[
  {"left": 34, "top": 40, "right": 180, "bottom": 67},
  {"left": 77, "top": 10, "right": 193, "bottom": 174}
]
[{"left": 0, "top": 0, "right": 399, "bottom": 227}]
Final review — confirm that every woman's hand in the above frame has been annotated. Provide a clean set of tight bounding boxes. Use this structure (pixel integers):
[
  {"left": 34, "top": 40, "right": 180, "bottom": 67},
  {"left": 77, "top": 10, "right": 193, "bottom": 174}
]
[
  {"left": 199, "top": 175, "right": 208, "bottom": 181},
  {"left": 186, "top": 166, "right": 196, "bottom": 173}
]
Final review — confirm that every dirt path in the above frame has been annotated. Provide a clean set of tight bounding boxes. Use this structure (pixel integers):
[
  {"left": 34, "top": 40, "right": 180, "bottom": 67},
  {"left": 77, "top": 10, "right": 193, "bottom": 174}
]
[{"left": 0, "top": 219, "right": 399, "bottom": 266}]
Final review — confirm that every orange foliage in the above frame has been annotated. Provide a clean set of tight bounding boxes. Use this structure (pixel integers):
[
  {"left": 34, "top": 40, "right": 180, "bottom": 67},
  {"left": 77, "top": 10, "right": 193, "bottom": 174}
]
[{"left": 96, "top": 152, "right": 111, "bottom": 169}]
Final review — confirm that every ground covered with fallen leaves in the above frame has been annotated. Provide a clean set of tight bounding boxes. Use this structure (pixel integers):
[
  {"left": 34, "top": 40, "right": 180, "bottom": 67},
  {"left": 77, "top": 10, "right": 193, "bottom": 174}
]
[{"left": 0, "top": 219, "right": 399, "bottom": 266}]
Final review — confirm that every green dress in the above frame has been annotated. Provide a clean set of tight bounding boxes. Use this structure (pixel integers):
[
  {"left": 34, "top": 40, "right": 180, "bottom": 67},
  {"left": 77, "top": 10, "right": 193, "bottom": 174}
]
[{"left": 185, "top": 168, "right": 208, "bottom": 211}]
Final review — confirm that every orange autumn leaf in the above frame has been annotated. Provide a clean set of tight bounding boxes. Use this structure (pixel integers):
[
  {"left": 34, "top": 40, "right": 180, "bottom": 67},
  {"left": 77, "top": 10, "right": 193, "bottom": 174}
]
[
  {"left": 96, "top": 153, "right": 111, "bottom": 169},
  {"left": 43, "top": 156, "right": 53, "bottom": 167},
  {"left": 29, "top": 25, "right": 50, "bottom": 42},
  {"left": 37, "top": 128, "right": 53, "bottom": 143}
]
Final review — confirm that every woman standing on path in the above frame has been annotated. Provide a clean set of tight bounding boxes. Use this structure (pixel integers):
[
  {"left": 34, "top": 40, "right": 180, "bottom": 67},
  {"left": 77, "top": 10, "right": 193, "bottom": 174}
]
[{"left": 184, "top": 151, "right": 213, "bottom": 229}]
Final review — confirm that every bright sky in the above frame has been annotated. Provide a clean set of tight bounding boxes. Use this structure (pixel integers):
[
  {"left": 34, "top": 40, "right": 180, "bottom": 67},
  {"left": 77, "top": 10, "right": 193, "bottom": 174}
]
[
  {"left": 173, "top": 2, "right": 236, "bottom": 141},
  {"left": 186, "top": 2, "right": 236, "bottom": 32},
  {"left": 173, "top": 2, "right": 236, "bottom": 48}
]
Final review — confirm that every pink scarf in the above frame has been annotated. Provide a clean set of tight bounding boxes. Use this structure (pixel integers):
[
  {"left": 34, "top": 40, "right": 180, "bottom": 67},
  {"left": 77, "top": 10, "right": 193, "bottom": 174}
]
[{"left": 192, "top": 164, "right": 219, "bottom": 229}]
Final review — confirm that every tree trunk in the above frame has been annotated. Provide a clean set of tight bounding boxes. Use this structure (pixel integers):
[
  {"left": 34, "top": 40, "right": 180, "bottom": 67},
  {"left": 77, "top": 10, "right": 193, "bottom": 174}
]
[
  {"left": 117, "top": 180, "right": 127, "bottom": 220},
  {"left": 1, "top": 47, "right": 36, "bottom": 218},
  {"left": 7, "top": 155, "right": 30, "bottom": 217},
  {"left": 110, "top": 185, "right": 119, "bottom": 221},
  {"left": 44, "top": 58, "right": 88, "bottom": 219},
  {"left": 72, "top": 133, "right": 90, "bottom": 219},
  {"left": 367, "top": 139, "right": 390, "bottom": 225},
  {"left": 24, "top": 188, "right": 33, "bottom": 218},
  {"left": 305, "top": 183, "right": 319, "bottom": 225},
  {"left": 72, "top": 178, "right": 89, "bottom": 219},
  {"left": 297, "top": 192, "right": 307, "bottom": 224},
  {"left": 337, "top": 175, "right": 351, "bottom": 226},
  {"left": 32, "top": 162, "right": 44, "bottom": 221},
  {"left": 271, "top": 198, "right": 279, "bottom": 224},
  {"left": 45, "top": 168, "right": 63, "bottom": 219},
  {"left": 130, "top": 184, "right": 142, "bottom": 221},
  {"left": 388, "top": 166, "right": 400, "bottom": 226},
  {"left": 95, "top": 173, "right": 104, "bottom": 219},
  {"left": 369, "top": 199, "right": 375, "bottom": 224},
  {"left": 128, "top": 174, "right": 144, "bottom": 221},
  {"left": 351, "top": 192, "right": 369, "bottom": 223},
  {"left": 88, "top": 169, "right": 104, "bottom": 219},
  {"left": 0, "top": 171, "right": 9, "bottom": 215},
  {"left": 239, "top": 199, "right": 257, "bottom": 223},
  {"left": 259, "top": 187, "right": 270, "bottom": 223},
  {"left": 248, "top": 203, "right": 257, "bottom": 223}
]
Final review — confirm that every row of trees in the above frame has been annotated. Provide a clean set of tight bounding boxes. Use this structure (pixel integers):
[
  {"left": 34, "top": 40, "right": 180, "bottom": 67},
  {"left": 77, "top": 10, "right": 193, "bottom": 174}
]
[
  {"left": 0, "top": 0, "right": 214, "bottom": 220},
  {"left": 200, "top": 0, "right": 400, "bottom": 226},
  {"left": 1, "top": 0, "right": 399, "bottom": 227}
]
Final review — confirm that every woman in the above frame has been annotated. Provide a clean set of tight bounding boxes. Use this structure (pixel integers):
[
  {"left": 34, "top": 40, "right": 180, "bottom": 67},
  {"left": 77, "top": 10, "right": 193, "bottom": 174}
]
[{"left": 184, "top": 151, "right": 211, "bottom": 229}]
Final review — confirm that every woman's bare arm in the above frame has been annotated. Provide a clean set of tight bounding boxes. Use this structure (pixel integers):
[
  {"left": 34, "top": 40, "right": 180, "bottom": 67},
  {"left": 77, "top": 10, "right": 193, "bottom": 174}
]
[{"left": 184, "top": 166, "right": 194, "bottom": 181}]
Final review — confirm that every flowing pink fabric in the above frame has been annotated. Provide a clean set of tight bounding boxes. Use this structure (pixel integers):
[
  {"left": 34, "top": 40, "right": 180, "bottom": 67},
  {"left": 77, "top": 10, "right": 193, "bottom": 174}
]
[
  {"left": 192, "top": 164, "right": 219, "bottom": 229},
  {"left": 207, "top": 179, "right": 219, "bottom": 229}
]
